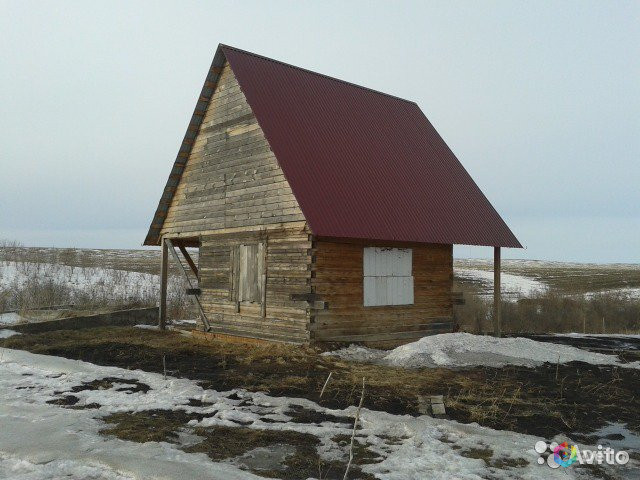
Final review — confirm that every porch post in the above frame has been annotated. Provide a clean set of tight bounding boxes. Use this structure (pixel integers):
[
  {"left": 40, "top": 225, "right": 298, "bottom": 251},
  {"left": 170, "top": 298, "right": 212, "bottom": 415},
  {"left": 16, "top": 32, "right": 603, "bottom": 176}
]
[
  {"left": 159, "top": 237, "right": 168, "bottom": 330},
  {"left": 493, "top": 246, "right": 501, "bottom": 337}
]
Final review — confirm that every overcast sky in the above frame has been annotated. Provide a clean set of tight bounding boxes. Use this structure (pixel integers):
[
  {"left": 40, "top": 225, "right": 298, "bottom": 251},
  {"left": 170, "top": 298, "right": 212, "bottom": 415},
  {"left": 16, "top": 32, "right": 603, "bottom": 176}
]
[{"left": 1, "top": 1, "right": 638, "bottom": 262}]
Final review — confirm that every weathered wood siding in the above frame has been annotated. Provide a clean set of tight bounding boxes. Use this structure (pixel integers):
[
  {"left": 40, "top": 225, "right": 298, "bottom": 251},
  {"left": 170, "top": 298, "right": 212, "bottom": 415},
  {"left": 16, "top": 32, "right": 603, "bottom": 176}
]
[
  {"left": 159, "top": 61, "right": 305, "bottom": 239},
  {"left": 310, "top": 240, "right": 453, "bottom": 345},
  {"left": 198, "top": 224, "right": 312, "bottom": 343}
]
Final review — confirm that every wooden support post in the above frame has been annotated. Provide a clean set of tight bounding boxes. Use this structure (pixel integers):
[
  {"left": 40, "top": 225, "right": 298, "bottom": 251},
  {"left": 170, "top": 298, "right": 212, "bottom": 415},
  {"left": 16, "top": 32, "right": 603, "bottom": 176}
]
[
  {"left": 260, "top": 235, "right": 267, "bottom": 318},
  {"left": 159, "top": 238, "right": 168, "bottom": 330},
  {"left": 493, "top": 246, "right": 501, "bottom": 337}
]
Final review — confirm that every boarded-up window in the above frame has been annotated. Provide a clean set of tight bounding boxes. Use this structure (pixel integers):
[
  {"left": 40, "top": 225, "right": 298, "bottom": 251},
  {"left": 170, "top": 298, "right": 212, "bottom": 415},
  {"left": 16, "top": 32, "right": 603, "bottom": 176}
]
[
  {"left": 363, "top": 247, "right": 413, "bottom": 306},
  {"left": 233, "top": 243, "right": 265, "bottom": 303}
]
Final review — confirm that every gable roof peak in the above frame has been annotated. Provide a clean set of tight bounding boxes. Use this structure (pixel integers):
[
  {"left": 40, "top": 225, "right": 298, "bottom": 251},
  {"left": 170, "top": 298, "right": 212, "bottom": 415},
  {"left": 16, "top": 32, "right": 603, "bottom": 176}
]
[{"left": 220, "top": 44, "right": 417, "bottom": 106}]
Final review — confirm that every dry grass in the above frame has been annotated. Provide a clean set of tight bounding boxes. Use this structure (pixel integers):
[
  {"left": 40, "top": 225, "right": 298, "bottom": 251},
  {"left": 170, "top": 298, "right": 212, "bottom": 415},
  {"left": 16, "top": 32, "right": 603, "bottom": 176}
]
[
  {"left": 186, "top": 425, "right": 377, "bottom": 480},
  {"left": 452, "top": 281, "right": 489, "bottom": 334},
  {"left": 501, "top": 291, "right": 640, "bottom": 334},
  {"left": 454, "top": 284, "right": 640, "bottom": 335},
  {"left": 101, "top": 410, "right": 199, "bottom": 443},
  {"left": 0, "top": 241, "right": 163, "bottom": 275},
  {"left": 0, "top": 242, "right": 194, "bottom": 318}
]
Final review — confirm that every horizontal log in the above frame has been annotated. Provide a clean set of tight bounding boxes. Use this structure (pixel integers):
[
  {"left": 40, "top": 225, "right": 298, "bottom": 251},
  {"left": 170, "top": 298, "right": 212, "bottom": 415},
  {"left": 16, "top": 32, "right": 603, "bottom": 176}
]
[
  {"left": 313, "top": 323, "right": 454, "bottom": 342},
  {"left": 289, "top": 293, "right": 319, "bottom": 302}
]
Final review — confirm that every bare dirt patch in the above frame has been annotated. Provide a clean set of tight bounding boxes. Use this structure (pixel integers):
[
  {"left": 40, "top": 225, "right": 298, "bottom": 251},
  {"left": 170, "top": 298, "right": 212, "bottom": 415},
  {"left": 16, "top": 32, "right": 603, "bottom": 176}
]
[
  {"left": 70, "top": 377, "right": 151, "bottom": 394},
  {"left": 99, "top": 410, "right": 376, "bottom": 480},
  {"left": 186, "top": 425, "right": 377, "bottom": 479}
]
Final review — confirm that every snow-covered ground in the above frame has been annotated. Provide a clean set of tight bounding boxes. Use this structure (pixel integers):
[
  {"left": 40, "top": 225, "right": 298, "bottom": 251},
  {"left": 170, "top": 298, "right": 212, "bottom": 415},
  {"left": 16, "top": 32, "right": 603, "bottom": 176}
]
[
  {"left": 456, "top": 258, "right": 640, "bottom": 273},
  {"left": 0, "top": 261, "right": 190, "bottom": 327},
  {"left": 0, "top": 261, "right": 159, "bottom": 301},
  {"left": 454, "top": 258, "right": 640, "bottom": 299},
  {"left": 584, "top": 287, "right": 640, "bottom": 299},
  {"left": 456, "top": 266, "right": 640, "bottom": 300},
  {"left": 455, "top": 268, "right": 546, "bottom": 298},
  {"left": 0, "top": 312, "right": 24, "bottom": 326},
  {"left": 0, "top": 347, "right": 586, "bottom": 479},
  {"left": 563, "top": 333, "right": 640, "bottom": 339},
  {"left": 324, "top": 333, "right": 640, "bottom": 369},
  {"left": 0, "top": 330, "right": 19, "bottom": 339}
]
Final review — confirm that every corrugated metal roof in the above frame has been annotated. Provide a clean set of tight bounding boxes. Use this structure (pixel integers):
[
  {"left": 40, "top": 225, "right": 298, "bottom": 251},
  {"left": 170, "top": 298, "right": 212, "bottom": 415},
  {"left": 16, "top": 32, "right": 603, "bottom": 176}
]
[
  {"left": 222, "top": 45, "right": 521, "bottom": 248},
  {"left": 145, "top": 44, "right": 521, "bottom": 248}
]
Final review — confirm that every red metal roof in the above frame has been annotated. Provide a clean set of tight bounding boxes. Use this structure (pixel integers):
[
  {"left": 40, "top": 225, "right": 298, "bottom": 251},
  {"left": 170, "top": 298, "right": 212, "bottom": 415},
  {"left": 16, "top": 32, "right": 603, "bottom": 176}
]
[
  {"left": 144, "top": 44, "right": 521, "bottom": 247},
  {"left": 221, "top": 45, "right": 521, "bottom": 248}
]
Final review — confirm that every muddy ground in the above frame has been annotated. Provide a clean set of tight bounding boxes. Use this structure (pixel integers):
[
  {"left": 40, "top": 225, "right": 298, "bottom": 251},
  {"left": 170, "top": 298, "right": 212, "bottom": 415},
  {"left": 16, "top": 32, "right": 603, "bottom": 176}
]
[{"left": 2, "top": 326, "right": 639, "bottom": 442}]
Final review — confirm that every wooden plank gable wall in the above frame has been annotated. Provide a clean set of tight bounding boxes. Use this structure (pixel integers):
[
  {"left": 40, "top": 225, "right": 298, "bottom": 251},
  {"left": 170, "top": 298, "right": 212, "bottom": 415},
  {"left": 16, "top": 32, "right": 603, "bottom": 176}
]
[{"left": 159, "top": 60, "right": 305, "bottom": 239}]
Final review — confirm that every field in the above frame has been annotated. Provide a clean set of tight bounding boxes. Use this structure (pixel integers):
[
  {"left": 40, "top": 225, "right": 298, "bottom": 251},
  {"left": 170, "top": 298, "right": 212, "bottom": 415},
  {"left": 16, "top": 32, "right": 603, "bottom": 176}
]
[
  {"left": 1, "top": 245, "right": 639, "bottom": 479},
  {"left": 453, "top": 259, "right": 640, "bottom": 336},
  {"left": 0, "top": 244, "right": 193, "bottom": 322},
  {"left": 455, "top": 258, "right": 640, "bottom": 297}
]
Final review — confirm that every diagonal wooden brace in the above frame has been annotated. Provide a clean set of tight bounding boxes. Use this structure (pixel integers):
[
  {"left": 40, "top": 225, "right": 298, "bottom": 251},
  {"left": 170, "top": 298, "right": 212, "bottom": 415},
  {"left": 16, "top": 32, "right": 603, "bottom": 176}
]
[
  {"left": 166, "top": 239, "right": 211, "bottom": 331},
  {"left": 177, "top": 244, "right": 198, "bottom": 277}
]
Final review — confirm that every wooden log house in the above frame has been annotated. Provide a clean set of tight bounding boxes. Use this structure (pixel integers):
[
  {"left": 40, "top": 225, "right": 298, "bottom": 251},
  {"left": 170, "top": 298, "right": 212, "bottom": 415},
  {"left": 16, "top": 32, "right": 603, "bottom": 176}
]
[{"left": 144, "top": 44, "right": 521, "bottom": 346}]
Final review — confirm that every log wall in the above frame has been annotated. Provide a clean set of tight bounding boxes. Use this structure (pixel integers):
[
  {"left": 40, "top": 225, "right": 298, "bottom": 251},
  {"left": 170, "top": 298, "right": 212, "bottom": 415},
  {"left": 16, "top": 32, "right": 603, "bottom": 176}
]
[
  {"left": 310, "top": 239, "right": 454, "bottom": 345},
  {"left": 198, "top": 224, "right": 312, "bottom": 343}
]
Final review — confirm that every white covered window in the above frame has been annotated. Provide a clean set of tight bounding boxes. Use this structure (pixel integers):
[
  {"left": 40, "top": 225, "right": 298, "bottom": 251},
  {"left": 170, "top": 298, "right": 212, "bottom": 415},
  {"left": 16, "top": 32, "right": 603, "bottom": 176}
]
[{"left": 363, "top": 247, "right": 414, "bottom": 306}]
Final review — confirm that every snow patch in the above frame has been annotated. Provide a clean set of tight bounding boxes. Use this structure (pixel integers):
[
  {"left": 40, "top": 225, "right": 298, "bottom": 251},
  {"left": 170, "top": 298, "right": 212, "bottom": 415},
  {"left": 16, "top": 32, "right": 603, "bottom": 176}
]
[
  {"left": 0, "top": 330, "right": 19, "bottom": 339},
  {"left": 325, "top": 333, "right": 640, "bottom": 369},
  {"left": 325, "top": 344, "right": 387, "bottom": 363},
  {"left": 0, "top": 261, "right": 158, "bottom": 300},
  {"left": 0, "top": 313, "right": 25, "bottom": 326},
  {"left": 0, "top": 453, "right": 133, "bottom": 480},
  {"left": 455, "top": 268, "right": 546, "bottom": 298},
  {"left": 133, "top": 324, "right": 159, "bottom": 330},
  {"left": 564, "top": 333, "right": 640, "bottom": 339},
  {"left": 584, "top": 287, "right": 640, "bottom": 299},
  {"left": 171, "top": 319, "right": 198, "bottom": 326}
]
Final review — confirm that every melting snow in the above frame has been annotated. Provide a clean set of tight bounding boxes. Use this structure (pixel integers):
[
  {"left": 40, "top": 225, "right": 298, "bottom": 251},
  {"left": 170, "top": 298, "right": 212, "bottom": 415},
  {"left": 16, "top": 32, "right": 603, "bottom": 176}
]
[
  {"left": 0, "top": 347, "right": 583, "bottom": 479},
  {"left": 325, "top": 333, "right": 640, "bottom": 369},
  {"left": 455, "top": 268, "right": 546, "bottom": 298},
  {"left": 584, "top": 287, "right": 640, "bottom": 299},
  {"left": 564, "top": 333, "right": 640, "bottom": 339},
  {"left": 0, "top": 330, "right": 19, "bottom": 339},
  {"left": 133, "top": 324, "right": 160, "bottom": 330},
  {"left": 0, "top": 261, "right": 158, "bottom": 300},
  {"left": 0, "top": 453, "right": 134, "bottom": 480},
  {"left": 0, "top": 312, "right": 25, "bottom": 326}
]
